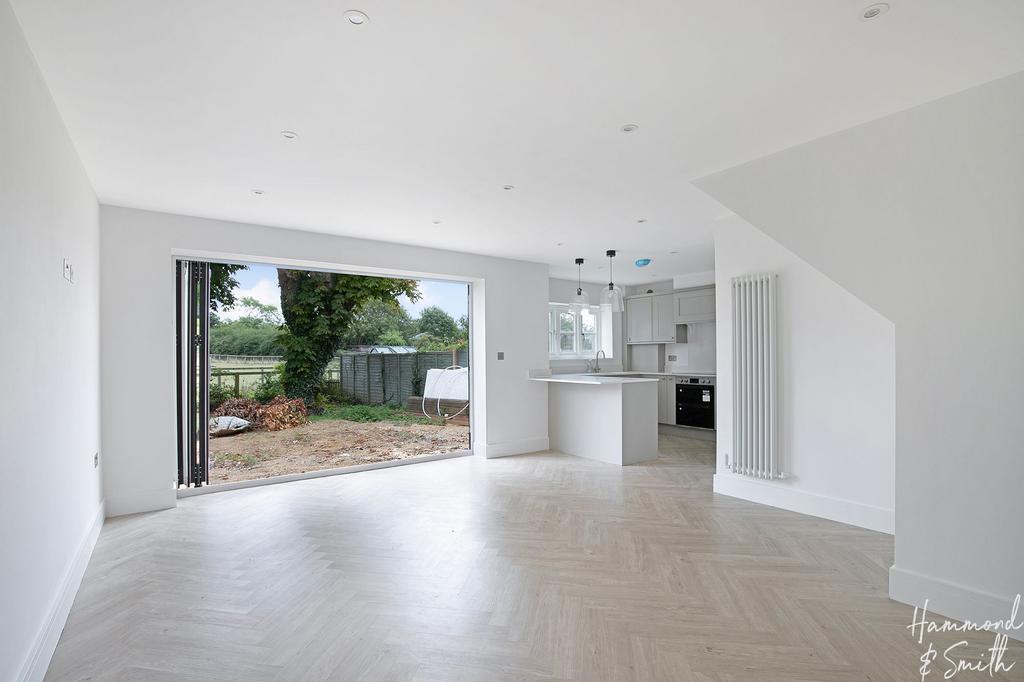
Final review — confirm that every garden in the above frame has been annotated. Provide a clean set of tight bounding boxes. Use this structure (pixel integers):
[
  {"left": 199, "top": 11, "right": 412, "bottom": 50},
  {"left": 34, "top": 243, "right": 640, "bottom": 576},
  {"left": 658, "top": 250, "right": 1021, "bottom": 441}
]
[{"left": 202, "top": 264, "right": 471, "bottom": 485}]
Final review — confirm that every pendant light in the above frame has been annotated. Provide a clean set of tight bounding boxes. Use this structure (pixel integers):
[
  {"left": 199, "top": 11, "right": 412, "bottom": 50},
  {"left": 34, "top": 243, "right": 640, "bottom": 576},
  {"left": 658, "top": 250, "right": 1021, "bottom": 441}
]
[
  {"left": 569, "top": 258, "right": 590, "bottom": 313},
  {"left": 602, "top": 249, "right": 624, "bottom": 312}
]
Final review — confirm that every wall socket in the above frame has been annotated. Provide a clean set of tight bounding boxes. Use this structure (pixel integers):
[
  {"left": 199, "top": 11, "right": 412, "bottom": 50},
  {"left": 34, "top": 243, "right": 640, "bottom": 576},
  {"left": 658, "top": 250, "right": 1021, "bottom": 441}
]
[{"left": 497, "top": 352, "right": 505, "bottom": 360}]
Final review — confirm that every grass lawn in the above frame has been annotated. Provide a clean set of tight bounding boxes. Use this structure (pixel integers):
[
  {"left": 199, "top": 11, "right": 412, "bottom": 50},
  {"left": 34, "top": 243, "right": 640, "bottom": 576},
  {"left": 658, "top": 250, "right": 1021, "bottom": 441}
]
[{"left": 310, "top": 403, "right": 434, "bottom": 425}]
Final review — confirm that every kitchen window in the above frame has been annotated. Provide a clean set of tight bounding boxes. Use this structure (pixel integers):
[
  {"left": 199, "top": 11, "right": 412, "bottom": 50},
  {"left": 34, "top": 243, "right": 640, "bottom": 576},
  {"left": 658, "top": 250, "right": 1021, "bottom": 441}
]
[{"left": 548, "top": 303, "right": 612, "bottom": 359}]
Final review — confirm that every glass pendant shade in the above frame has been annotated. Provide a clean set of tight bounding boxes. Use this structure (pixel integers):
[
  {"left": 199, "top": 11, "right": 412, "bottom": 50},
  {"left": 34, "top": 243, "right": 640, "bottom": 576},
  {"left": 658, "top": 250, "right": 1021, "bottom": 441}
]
[
  {"left": 568, "top": 257, "right": 589, "bottom": 313},
  {"left": 569, "top": 287, "right": 590, "bottom": 313},
  {"left": 601, "top": 249, "right": 624, "bottom": 312},
  {"left": 602, "top": 283, "right": 624, "bottom": 312}
]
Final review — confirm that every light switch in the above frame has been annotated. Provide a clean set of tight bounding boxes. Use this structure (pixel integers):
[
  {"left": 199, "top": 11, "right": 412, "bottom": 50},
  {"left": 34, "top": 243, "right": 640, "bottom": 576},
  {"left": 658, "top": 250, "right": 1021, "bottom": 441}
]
[
  {"left": 497, "top": 352, "right": 505, "bottom": 360},
  {"left": 62, "top": 258, "right": 72, "bottom": 282}
]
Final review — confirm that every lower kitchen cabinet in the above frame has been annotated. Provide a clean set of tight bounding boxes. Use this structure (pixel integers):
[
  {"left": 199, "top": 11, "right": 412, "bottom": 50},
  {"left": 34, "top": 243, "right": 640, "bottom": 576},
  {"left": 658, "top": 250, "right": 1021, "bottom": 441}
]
[{"left": 658, "top": 378, "right": 675, "bottom": 424}]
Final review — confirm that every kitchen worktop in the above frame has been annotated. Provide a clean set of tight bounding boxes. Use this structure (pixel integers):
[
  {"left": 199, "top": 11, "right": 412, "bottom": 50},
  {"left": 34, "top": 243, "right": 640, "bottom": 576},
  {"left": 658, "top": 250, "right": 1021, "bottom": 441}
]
[
  {"left": 595, "top": 371, "right": 717, "bottom": 378},
  {"left": 528, "top": 373, "right": 660, "bottom": 385},
  {"left": 536, "top": 371, "right": 659, "bottom": 465}
]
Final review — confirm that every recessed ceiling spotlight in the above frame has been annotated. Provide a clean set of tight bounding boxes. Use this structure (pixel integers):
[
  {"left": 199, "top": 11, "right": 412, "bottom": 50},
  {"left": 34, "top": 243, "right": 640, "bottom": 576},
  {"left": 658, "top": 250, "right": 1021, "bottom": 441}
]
[
  {"left": 432, "top": 220, "right": 441, "bottom": 225},
  {"left": 503, "top": 185, "right": 515, "bottom": 191},
  {"left": 556, "top": 242, "right": 565, "bottom": 246},
  {"left": 251, "top": 189, "right": 265, "bottom": 196},
  {"left": 621, "top": 123, "right": 639, "bottom": 133},
  {"left": 861, "top": 3, "right": 889, "bottom": 20},
  {"left": 637, "top": 218, "right": 647, "bottom": 223},
  {"left": 280, "top": 130, "right": 298, "bottom": 140},
  {"left": 635, "top": 258, "right": 652, "bottom": 267},
  {"left": 344, "top": 9, "right": 369, "bottom": 25},
  {"left": 669, "top": 250, "right": 678, "bottom": 254}
]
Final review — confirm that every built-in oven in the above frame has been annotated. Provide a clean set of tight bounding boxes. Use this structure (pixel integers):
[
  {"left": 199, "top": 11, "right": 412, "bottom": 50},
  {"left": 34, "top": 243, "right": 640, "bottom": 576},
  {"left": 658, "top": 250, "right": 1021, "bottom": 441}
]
[{"left": 676, "top": 376, "right": 715, "bottom": 429}]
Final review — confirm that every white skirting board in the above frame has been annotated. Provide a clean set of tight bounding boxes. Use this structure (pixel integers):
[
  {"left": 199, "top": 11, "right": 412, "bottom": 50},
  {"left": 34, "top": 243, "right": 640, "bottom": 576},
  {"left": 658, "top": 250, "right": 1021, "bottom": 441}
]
[
  {"left": 713, "top": 473, "right": 894, "bottom": 534},
  {"left": 890, "top": 565, "right": 1024, "bottom": 643},
  {"left": 17, "top": 501, "right": 105, "bottom": 682},
  {"left": 479, "top": 436, "right": 550, "bottom": 459}
]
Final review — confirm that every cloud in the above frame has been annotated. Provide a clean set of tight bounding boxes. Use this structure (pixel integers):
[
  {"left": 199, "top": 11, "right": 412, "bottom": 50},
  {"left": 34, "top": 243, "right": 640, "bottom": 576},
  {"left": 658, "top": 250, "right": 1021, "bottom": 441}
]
[{"left": 220, "top": 278, "right": 281, "bottom": 321}]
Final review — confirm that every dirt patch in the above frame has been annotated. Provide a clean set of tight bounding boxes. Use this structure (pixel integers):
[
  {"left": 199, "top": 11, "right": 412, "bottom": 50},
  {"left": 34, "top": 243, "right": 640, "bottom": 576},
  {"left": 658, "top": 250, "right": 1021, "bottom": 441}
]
[{"left": 209, "top": 419, "right": 469, "bottom": 484}]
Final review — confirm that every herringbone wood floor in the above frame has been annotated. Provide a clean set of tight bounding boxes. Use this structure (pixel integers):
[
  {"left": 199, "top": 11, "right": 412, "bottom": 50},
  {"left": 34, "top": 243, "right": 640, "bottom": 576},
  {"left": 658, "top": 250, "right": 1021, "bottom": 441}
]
[{"left": 47, "top": 431, "right": 1022, "bottom": 681}]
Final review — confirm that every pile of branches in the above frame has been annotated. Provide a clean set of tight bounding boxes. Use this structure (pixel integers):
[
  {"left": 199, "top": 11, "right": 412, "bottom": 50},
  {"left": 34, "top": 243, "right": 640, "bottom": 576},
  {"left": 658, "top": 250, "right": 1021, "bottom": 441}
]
[
  {"left": 212, "top": 396, "right": 307, "bottom": 432},
  {"left": 262, "top": 396, "right": 308, "bottom": 431}
]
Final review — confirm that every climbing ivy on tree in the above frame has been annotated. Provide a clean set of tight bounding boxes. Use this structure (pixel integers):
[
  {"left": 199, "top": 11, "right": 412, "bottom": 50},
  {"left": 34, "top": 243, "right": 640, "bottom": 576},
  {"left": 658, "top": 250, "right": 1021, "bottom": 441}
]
[{"left": 276, "top": 269, "right": 420, "bottom": 405}]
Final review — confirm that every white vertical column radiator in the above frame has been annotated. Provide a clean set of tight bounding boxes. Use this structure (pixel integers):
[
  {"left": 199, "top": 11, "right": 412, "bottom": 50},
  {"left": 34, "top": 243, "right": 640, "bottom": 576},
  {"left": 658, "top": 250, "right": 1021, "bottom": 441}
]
[{"left": 729, "top": 273, "right": 782, "bottom": 479}]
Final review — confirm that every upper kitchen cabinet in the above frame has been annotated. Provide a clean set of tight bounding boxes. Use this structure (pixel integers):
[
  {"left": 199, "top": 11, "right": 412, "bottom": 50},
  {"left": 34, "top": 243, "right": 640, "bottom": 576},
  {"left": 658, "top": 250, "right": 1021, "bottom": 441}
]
[
  {"left": 653, "top": 293, "right": 676, "bottom": 342},
  {"left": 626, "top": 295, "right": 653, "bottom": 343},
  {"left": 674, "top": 286, "right": 716, "bottom": 324},
  {"left": 626, "top": 292, "right": 677, "bottom": 344}
]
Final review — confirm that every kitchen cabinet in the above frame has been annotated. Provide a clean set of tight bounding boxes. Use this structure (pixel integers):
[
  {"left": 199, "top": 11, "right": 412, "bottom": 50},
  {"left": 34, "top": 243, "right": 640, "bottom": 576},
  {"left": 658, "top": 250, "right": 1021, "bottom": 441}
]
[
  {"left": 658, "top": 378, "right": 675, "bottom": 424},
  {"left": 653, "top": 293, "right": 676, "bottom": 343},
  {"left": 626, "top": 296, "right": 653, "bottom": 343},
  {"left": 674, "top": 287, "right": 716, "bottom": 323},
  {"left": 626, "top": 293, "right": 677, "bottom": 344}
]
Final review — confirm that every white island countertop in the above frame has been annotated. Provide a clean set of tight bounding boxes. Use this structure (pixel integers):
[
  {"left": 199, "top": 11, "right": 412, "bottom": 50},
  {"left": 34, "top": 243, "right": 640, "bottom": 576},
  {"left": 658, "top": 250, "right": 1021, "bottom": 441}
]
[
  {"left": 528, "top": 373, "right": 659, "bottom": 385},
  {"left": 530, "top": 370, "right": 659, "bottom": 465}
]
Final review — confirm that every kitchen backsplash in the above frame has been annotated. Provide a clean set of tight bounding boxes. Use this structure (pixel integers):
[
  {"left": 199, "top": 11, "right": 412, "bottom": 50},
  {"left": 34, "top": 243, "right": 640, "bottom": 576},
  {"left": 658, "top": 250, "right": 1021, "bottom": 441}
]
[{"left": 665, "top": 321, "right": 716, "bottom": 374}]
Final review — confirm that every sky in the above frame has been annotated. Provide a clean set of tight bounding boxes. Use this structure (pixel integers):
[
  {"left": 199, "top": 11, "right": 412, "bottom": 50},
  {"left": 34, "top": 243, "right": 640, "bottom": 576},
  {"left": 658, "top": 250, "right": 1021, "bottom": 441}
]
[{"left": 221, "top": 263, "right": 468, "bottom": 322}]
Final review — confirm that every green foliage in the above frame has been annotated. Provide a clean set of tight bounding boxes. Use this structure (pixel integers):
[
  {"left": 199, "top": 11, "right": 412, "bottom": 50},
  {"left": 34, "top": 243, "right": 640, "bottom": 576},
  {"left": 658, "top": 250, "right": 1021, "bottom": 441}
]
[
  {"left": 251, "top": 365, "right": 285, "bottom": 403},
  {"left": 209, "top": 263, "right": 247, "bottom": 312},
  {"left": 411, "top": 333, "right": 454, "bottom": 352},
  {"left": 209, "top": 318, "right": 284, "bottom": 356},
  {"left": 208, "top": 382, "right": 235, "bottom": 409},
  {"left": 339, "top": 298, "right": 415, "bottom": 347},
  {"left": 310, "top": 403, "right": 431, "bottom": 424},
  {"left": 277, "top": 270, "right": 420, "bottom": 405},
  {"left": 409, "top": 306, "right": 468, "bottom": 351},
  {"left": 377, "top": 328, "right": 407, "bottom": 346},
  {"left": 416, "top": 306, "right": 460, "bottom": 342},
  {"left": 236, "top": 296, "right": 283, "bottom": 325}
]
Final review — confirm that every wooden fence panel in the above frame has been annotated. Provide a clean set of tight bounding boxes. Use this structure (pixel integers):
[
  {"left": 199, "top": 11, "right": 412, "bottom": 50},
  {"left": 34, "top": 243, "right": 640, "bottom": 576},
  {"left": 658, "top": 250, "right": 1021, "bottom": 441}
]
[
  {"left": 332, "top": 351, "right": 469, "bottom": 406},
  {"left": 211, "top": 352, "right": 470, "bottom": 406}
]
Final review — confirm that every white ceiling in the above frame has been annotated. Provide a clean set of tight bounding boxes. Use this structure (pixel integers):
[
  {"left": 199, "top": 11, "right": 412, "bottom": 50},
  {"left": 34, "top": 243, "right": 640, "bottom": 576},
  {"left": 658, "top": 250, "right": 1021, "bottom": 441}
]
[{"left": 12, "top": 0, "right": 1024, "bottom": 284}]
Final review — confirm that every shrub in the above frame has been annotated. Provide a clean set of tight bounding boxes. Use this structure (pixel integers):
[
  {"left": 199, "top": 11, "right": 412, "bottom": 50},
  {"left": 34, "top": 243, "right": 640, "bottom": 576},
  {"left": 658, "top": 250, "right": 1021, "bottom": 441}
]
[
  {"left": 209, "top": 382, "right": 235, "bottom": 410},
  {"left": 262, "top": 396, "right": 308, "bottom": 431},
  {"left": 251, "top": 366, "right": 285, "bottom": 403}
]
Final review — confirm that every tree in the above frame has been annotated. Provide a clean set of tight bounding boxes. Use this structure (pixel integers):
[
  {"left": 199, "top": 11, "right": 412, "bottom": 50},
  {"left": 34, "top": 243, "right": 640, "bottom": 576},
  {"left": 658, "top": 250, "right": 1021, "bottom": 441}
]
[
  {"left": 209, "top": 263, "right": 247, "bottom": 312},
  {"left": 236, "top": 296, "right": 283, "bottom": 325},
  {"left": 209, "top": 319, "right": 284, "bottom": 356},
  {"left": 377, "top": 328, "right": 407, "bottom": 346},
  {"left": 339, "top": 299, "right": 414, "bottom": 347},
  {"left": 416, "top": 306, "right": 460, "bottom": 343},
  {"left": 277, "top": 270, "right": 420, "bottom": 404}
]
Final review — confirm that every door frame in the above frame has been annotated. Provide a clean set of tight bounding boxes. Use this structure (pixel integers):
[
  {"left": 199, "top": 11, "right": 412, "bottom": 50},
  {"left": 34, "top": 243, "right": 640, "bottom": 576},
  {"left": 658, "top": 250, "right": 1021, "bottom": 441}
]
[{"left": 172, "top": 249, "right": 482, "bottom": 497}]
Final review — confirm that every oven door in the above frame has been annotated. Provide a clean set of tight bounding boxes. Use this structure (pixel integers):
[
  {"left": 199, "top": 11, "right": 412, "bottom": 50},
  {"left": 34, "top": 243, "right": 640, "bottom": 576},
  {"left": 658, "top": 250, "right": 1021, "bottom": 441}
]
[{"left": 676, "top": 384, "right": 715, "bottom": 429}]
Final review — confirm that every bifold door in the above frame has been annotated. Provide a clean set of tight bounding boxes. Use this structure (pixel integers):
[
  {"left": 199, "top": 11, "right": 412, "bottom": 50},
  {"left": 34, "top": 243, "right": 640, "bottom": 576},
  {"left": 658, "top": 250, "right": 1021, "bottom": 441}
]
[{"left": 176, "top": 260, "right": 211, "bottom": 487}]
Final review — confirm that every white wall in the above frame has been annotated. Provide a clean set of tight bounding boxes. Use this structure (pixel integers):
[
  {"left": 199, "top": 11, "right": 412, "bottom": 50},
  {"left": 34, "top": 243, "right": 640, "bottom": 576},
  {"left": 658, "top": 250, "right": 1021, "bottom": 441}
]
[
  {"left": 712, "top": 216, "right": 895, "bottom": 533},
  {"left": 101, "top": 206, "right": 550, "bottom": 516},
  {"left": 547, "top": 278, "right": 624, "bottom": 373},
  {"left": 0, "top": 2, "right": 103, "bottom": 679},
  {"left": 664, "top": 321, "right": 716, "bottom": 375},
  {"left": 672, "top": 271, "right": 715, "bottom": 289},
  {"left": 697, "top": 72, "right": 1024, "bottom": 631}
]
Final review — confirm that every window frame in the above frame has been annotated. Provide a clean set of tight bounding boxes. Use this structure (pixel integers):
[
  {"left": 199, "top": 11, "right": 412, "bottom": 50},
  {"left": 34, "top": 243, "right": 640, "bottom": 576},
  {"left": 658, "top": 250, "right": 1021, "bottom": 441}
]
[{"left": 548, "top": 303, "right": 610, "bottom": 359}]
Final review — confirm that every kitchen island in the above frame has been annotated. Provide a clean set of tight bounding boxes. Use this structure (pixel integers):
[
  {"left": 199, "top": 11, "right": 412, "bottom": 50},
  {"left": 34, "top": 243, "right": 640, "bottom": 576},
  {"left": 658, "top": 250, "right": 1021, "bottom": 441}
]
[{"left": 528, "top": 373, "right": 659, "bottom": 465}]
